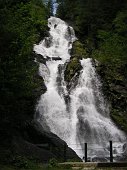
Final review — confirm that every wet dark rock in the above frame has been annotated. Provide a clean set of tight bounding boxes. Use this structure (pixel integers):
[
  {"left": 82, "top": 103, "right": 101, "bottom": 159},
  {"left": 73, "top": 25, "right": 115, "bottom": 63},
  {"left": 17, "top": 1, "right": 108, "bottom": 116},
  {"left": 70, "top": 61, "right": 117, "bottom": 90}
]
[
  {"left": 18, "top": 121, "right": 81, "bottom": 162},
  {"left": 64, "top": 40, "right": 88, "bottom": 91},
  {"left": 92, "top": 157, "right": 108, "bottom": 162},
  {"left": 33, "top": 52, "right": 47, "bottom": 64},
  {"left": 52, "top": 57, "right": 62, "bottom": 60},
  {"left": 64, "top": 95, "right": 71, "bottom": 106},
  {"left": 54, "top": 24, "right": 57, "bottom": 28},
  {"left": 71, "top": 40, "right": 87, "bottom": 58},
  {"left": 123, "top": 143, "right": 127, "bottom": 156},
  {"left": 12, "top": 137, "right": 56, "bottom": 163},
  {"left": 95, "top": 61, "right": 127, "bottom": 133},
  {"left": 33, "top": 52, "right": 62, "bottom": 63},
  {"left": 44, "top": 36, "right": 53, "bottom": 48},
  {"left": 64, "top": 57, "right": 82, "bottom": 91},
  {"left": 46, "top": 56, "right": 51, "bottom": 60},
  {"left": 65, "top": 26, "right": 73, "bottom": 41},
  {"left": 0, "top": 120, "right": 81, "bottom": 163},
  {"left": 33, "top": 73, "right": 47, "bottom": 98}
]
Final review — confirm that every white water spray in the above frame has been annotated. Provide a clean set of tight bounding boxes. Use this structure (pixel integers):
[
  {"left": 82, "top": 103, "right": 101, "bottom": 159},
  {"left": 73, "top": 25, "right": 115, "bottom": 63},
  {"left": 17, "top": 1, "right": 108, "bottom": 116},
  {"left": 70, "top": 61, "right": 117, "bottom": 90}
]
[{"left": 34, "top": 17, "right": 126, "bottom": 161}]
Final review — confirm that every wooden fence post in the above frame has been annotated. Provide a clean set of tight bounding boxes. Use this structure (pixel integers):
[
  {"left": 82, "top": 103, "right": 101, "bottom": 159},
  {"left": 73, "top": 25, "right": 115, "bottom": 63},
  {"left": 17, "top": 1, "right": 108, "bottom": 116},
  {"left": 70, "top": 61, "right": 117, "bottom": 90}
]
[
  {"left": 110, "top": 141, "right": 113, "bottom": 162},
  {"left": 84, "top": 143, "right": 87, "bottom": 162}
]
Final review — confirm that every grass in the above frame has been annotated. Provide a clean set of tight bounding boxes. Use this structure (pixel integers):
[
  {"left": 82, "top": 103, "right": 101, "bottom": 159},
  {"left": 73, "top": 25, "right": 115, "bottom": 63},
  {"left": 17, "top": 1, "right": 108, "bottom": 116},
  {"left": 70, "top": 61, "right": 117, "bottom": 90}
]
[
  {"left": 0, "top": 164, "right": 72, "bottom": 170},
  {"left": 1, "top": 165, "right": 127, "bottom": 170},
  {"left": 95, "top": 168, "right": 127, "bottom": 170}
]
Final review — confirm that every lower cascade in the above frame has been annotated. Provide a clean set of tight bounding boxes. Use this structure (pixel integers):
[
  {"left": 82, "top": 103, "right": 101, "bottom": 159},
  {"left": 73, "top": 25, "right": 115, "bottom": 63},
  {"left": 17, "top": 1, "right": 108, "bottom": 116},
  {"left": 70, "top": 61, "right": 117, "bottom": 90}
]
[{"left": 34, "top": 16, "right": 126, "bottom": 161}]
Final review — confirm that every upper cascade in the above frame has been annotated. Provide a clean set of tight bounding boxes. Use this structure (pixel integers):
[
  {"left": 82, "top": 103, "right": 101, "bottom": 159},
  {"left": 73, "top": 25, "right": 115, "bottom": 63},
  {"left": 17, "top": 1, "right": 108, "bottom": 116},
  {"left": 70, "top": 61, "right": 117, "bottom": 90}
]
[{"left": 34, "top": 17, "right": 76, "bottom": 62}]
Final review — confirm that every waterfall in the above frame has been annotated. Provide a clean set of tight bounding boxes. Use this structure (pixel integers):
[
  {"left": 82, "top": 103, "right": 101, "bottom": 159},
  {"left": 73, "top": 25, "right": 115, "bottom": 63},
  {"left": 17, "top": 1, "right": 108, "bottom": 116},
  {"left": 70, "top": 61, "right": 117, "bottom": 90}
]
[{"left": 34, "top": 16, "right": 126, "bottom": 161}]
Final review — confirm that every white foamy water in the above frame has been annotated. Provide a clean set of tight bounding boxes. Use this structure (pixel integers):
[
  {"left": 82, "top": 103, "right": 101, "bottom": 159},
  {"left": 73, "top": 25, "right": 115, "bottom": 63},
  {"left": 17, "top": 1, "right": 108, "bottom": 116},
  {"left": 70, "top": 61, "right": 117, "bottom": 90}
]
[
  {"left": 69, "top": 58, "right": 126, "bottom": 161},
  {"left": 34, "top": 17, "right": 126, "bottom": 161}
]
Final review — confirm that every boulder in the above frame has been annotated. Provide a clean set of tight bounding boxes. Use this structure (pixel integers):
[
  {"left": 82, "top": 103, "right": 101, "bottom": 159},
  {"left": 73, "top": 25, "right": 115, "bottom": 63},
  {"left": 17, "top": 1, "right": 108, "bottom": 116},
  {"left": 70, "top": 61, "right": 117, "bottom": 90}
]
[{"left": 17, "top": 120, "right": 81, "bottom": 163}]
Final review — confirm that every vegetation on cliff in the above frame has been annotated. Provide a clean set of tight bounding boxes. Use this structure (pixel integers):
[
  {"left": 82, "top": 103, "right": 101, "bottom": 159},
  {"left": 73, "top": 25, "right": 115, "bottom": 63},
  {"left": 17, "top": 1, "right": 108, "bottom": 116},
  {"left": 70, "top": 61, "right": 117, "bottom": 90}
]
[
  {"left": 0, "top": 0, "right": 49, "bottom": 141},
  {"left": 57, "top": 0, "right": 127, "bottom": 133},
  {"left": 0, "top": 0, "right": 50, "bottom": 164},
  {"left": 64, "top": 41, "right": 85, "bottom": 83},
  {"left": 94, "top": 11, "right": 127, "bottom": 132}
]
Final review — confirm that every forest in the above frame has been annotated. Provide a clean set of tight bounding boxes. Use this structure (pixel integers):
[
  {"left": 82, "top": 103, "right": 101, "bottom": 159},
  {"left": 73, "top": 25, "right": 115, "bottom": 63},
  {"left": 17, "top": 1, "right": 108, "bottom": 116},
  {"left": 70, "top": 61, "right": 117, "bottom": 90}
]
[
  {"left": 0, "top": 0, "right": 50, "bottom": 164},
  {"left": 0, "top": 0, "right": 49, "bottom": 140},
  {"left": 0, "top": 0, "right": 127, "bottom": 169}
]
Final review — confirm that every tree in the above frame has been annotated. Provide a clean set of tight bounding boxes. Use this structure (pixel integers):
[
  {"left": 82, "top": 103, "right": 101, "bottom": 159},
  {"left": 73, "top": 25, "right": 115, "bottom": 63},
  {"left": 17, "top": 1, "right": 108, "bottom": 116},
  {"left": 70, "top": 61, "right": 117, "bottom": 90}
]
[{"left": 47, "top": 0, "right": 54, "bottom": 15}]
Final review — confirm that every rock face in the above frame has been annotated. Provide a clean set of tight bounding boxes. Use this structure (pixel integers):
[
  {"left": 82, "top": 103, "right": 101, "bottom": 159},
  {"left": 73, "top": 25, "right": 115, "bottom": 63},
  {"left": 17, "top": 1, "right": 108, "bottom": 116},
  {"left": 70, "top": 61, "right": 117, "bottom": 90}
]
[
  {"left": 11, "top": 121, "right": 81, "bottom": 163},
  {"left": 64, "top": 40, "right": 87, "bottom": 90},
  {"left": 95, "top": 62, "right": 127, "bottom": 133},
  {"left": 64, "top": 57, "right": 82, "bottom": 90}
]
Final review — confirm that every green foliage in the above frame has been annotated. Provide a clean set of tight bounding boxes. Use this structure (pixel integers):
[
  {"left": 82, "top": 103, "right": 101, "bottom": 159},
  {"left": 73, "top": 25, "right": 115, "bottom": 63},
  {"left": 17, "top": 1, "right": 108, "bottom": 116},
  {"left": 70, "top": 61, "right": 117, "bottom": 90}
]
[
  {"left": 11, "top": 156, "right": 29, "bottom": 168},
  {"left": 0, "top": 163, "right": 73, "bottom": 170},
  {"left": 48, "top": 158, "right": 58, "bottom": 168},
  {"left": 58, "top": 164, "right": 72, "bottom": 169},
  {"left": 47, "top": 0, "right": 54, "bottom": 16},
  {"left": 111, "top": 109, "right": 127, "bottom": 132},
  {"left": 93, "top": 10, "right": 127, "bottom": 85},
  {"left": 64, "top": 57, "right": 82, "bottom": 83},
  {"left": 64, "top": 40, "right": 86, "bottom": 83},
  {"left": 96, "top": 11, "right": 127, "bottom": 61},
  {"left": 0, "top": 0, "right": 48, "bottom": 143},
  {"left": 93, "top": 10, "right": 127, "bottom": 132},
  {"left": 57, "top": 0, "right": 127, "bottom": 39},
  {"left": 72, "top": 41, "right": 87, "bottom": 59},
  {"left": 114, "top": 11, "right": 127, "bottom": 35}
]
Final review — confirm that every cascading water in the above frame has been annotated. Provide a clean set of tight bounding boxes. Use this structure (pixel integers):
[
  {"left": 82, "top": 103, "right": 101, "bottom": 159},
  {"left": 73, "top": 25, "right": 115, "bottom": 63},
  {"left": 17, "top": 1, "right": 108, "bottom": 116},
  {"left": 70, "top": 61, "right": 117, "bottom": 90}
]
[
  {"left": 34, "top": 16, "right": 126, "bottom": 161},
  {"left": 69, "top": 58, "right": 126, "bottom": 161}
]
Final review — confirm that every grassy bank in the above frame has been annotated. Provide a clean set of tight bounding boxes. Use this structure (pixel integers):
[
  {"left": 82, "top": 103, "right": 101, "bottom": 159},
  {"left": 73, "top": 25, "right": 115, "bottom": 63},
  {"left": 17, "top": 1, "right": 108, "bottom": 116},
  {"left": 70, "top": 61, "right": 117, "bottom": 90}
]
[
  {"left": 1, "top": 164, "right": 127, "bottom": 170},
  {"left": 0, "top": 164, "right": 72, "bottom": 170}
]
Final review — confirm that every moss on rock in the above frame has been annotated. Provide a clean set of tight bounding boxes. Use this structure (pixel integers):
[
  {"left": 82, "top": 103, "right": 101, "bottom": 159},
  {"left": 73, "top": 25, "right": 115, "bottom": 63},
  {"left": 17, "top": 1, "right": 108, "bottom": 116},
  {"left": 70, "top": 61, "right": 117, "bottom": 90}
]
[
  {"left": 95, "top": 62, "right": 127, "bottom": 133},
  {"left": 111, "top": 109, "right": 127, "bottom": 132},
  {"left": 64, "top": 40, "right": 88, "bottom": 86},
  {"left": 64, "top": 57, "right": 82, "bottom": 83},
  {"left": 71, "top": 40, "right": 87, "bottom": 59}
]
